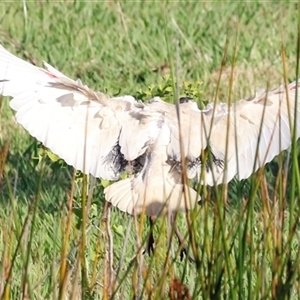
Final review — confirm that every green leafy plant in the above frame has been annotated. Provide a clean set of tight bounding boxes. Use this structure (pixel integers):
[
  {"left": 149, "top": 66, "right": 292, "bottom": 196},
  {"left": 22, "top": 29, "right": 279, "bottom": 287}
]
[{"left": 136, "top": 75, "right": 207, "bottom": 108}]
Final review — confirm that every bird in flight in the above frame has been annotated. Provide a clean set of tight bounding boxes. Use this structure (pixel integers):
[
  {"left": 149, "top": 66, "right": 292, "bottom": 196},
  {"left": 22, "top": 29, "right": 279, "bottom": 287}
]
[{"left": 1, "top": 44, "right": 299, "bottom": 258}]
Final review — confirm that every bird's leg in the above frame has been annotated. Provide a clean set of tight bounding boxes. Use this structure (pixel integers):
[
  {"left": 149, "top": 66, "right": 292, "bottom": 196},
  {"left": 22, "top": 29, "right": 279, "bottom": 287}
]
[
  {"left": 145, "top": 215, "right": 156, "bottom": 255},
  {"left": 170, "top": 214, "right": 195, "bottom": 263}
]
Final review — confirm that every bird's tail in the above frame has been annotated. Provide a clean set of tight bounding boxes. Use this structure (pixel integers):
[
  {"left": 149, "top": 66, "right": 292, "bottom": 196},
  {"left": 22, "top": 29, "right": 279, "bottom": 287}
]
[{"left": 104, "top": 175, "right": 199, "bottom": 216}]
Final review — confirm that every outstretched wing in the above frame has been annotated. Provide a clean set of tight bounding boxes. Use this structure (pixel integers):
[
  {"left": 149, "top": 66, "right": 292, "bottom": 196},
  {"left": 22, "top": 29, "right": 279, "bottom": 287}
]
[
  {"left": 0, "top": 45, "right": 158, "bottom": 180},
  {"left": 157, "top": 82, "right": 300, "bottom": 186},
  {"left": 206, "top": 83, "right": 300, "bottom": 184}
]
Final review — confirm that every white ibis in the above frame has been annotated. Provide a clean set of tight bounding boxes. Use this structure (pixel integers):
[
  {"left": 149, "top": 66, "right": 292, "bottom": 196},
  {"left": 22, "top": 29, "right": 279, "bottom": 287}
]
[{"left": 1, "top": 44, "right": 300, "bottom": 258}]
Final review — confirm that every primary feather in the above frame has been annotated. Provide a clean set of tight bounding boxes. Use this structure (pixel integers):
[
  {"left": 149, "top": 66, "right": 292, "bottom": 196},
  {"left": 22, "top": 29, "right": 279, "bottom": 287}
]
[{"left": 1, "top": 44, "right": 299, "bottom": 216}]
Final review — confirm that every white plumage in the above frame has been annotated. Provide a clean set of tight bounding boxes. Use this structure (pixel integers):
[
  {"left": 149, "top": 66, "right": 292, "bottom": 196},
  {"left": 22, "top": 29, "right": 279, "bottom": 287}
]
[{"left": 1, "top": 44, "right": 299, "bottom": 216}]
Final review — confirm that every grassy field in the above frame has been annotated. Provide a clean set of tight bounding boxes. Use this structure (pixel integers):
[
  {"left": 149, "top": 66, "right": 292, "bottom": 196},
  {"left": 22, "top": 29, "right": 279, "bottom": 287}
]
[{"left": 1, "top": 1, "right": 300, "bottom": 299}]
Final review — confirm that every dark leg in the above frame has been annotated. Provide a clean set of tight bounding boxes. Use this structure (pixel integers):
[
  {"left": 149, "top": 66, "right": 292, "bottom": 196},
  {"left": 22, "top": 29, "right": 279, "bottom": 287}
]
[
  {"left": 170, "top": 214, "right": 195, "bottom": 263},
  {"left": 144, "top": 216, "right": 156, "bottom": 255}
]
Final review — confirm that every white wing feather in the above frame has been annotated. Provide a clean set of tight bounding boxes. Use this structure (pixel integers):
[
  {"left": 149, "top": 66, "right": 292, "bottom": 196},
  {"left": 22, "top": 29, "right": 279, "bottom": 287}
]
[
  {"left": 0, "top": 45, "right": 140, "bottom": 180},
  {"left": 204, "top": 83, "right": 300, "bottom": 184}
]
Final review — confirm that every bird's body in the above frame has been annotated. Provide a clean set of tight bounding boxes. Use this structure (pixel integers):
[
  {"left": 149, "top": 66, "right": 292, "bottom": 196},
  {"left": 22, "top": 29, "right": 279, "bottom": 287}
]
[{"left": 1, "top": 44, "right": 300, "bottom": 217}]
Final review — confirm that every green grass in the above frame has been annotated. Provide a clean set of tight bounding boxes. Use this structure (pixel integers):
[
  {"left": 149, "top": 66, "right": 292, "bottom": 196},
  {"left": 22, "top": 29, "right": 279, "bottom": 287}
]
[{"left": 1, "top": 1, "right": 300, "bottom": 299}]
